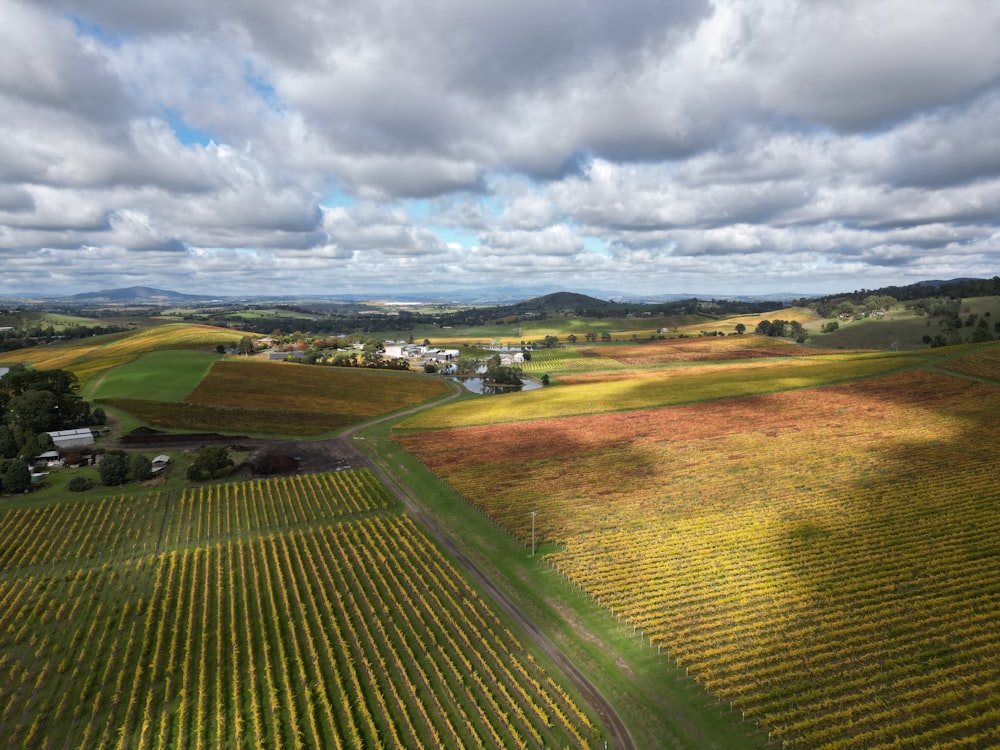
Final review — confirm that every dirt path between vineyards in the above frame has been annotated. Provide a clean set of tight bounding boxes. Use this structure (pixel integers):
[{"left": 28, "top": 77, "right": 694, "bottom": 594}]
[{"left": 339, "top": 383, "right": 637, "bottom": 750}]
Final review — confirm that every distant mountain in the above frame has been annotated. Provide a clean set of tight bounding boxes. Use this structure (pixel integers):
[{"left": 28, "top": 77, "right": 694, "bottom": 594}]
[
  {"left": 514, "top": 291, "right": 620, "bottom": 310},
  {"left": 62, "top": 286, "right": 221, "bottom": 304}
]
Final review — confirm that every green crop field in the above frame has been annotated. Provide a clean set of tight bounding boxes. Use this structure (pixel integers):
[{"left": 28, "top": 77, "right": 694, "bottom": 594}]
[{"left": 0, "top": 471, "right": 600, "bottom": 748}]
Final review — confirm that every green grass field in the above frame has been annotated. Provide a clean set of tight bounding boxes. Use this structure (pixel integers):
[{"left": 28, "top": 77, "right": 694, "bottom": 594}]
[
  {"left": 807, "top": 296, "right": 1000, "bottom": 350},
  {"left": 87, "top": 350, "right": 222, "bottom": 401}
]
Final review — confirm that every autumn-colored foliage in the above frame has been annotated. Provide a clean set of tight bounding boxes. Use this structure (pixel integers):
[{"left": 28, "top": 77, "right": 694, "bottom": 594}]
[
  {"left": 939, "top": 345, "right": 1000, "bottom": 381},
  {"left": 397, "top": 369, "right": 1000, "bottom": 748},
  {"left": 400, "top": 353, "right": 921, "bottom": 430}
]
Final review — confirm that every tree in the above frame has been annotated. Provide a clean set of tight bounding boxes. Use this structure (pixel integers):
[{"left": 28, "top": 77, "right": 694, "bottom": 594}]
[
  {"left": 130, "top": 453, "right": 153, "bottom": 482},
  {"left": 238, "top": 336, "right": 254, "bottom": 355},
  {"left": 99, "top": 452, "right": 130, "bottom": 486},
  {"left": 18, "top": 432, "right": 41, "bottom": 460},
  {"left": 7, "top": 389, "right": 58, "bottom": 433},
  {"left": 541, "top": 374, "right": 550, "bottom": 386},
  {"left": 189, "top": 445, "right": 233, "bottom": 481},
  {"left": 3, "top": 458, "right": 30, "bottom": 494},
  {"left": 836, "top": 301, "right": 856, "bottom": 318},
  {"left": 0, "top": 428, "right": 17, "bottom": 459},
  {"left": 735, "top": 323, "right": 746, "bottom": 335},
  {"left": 566, "top": 334, "right": 577, "bottom": 344},
  {"left": 483, "top": 354, "right": 522, "bottom": 386}
]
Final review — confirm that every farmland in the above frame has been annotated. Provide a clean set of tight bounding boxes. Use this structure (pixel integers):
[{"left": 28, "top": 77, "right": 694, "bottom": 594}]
[
  {"left": 0, "top": 323, "right": 249, "bottom": 386},
  {"left": 401, "top": 350, "right": 923, "bottom": 430},
  {"left": 102, "top": 360, "right": 452, "bottom": 437},
  {"left": 396, "top": 363, "right": 1000, "bottom": 748},
  {"left": 88, "top": 350, "right": 223, "bottom": 402},
  {"left": 0, "top": 471, "right": 600, "bottom": 748},
  {"left": 4, "top": 298, "right": 1000, "bottom": 749}
]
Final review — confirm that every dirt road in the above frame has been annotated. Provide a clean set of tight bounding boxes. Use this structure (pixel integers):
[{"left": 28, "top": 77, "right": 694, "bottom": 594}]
[{"left": 341, "top": 384, "right": 637, "bottom": 750}]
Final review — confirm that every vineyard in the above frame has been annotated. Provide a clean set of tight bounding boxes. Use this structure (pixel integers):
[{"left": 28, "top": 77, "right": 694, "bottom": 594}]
[
  {"left": 400, "top": 351, "right": 922, "bottom": 430},
  {"left": 575, "top": 335, "right": 855, "bottom": 366},
  {"left": 938, "top": 345, "right": 1000, "bottom": 381},
  {"left": 0, "top": 470, "right": 599, "bottom": 748},
  {"left": 0, "top": 324, "right": 250, "bottom": 385},
  {"left": 103, "top": 360, "right": 451, "bottom": 437},
  {"left": 397, "top": 367, "right": 1000, "bottom": 748}
]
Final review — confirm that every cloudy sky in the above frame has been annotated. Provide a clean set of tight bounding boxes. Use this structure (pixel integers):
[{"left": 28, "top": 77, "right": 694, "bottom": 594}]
[{"left": 2, "top": 0, "right": 999, "bottom": 299}]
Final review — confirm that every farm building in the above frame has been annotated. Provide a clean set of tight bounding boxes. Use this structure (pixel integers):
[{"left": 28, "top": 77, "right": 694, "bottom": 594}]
[
  {"left": 45, "top": 428, "right": 96, "bottom": 450},
  {"left": 33, "top": 450, "right": 62, "bottom": 467},
  {"left": 151, "top": 455, "right": 171, "bottom": 473}
]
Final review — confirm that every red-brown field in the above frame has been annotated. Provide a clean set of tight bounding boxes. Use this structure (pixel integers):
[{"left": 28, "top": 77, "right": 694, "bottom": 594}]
[
  {"left": 577, "top": 335, "right": 808, "bottom": 366},
  {"left": 396, "top": 368, "right": 1000, "bottom": 748},
  {"left": 939, "top": 345, "right": 1000, "bottom": 381}
]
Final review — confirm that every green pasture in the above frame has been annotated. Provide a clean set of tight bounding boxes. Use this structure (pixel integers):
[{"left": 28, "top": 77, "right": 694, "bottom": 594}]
[
  {"left": 0, "top": 311, "right": 105, "bottom": 329},
  {"left": 86, "top": 349, "right": 221, "bottom": 402},
  {"left": 811, "top": 309, "right": 940, "bottom": 350},
  {"left": 517, "top": 313, "right": 709, "bottom": 340},
  {"left": 808, "top": 296, "right": 1000, "bottom": 350},
  {"left": 398, "top": 352, "right": 926, "bottom": 430}
]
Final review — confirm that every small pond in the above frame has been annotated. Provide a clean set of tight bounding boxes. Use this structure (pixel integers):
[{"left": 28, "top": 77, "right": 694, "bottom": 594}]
[{"left": 454, "top": 377, "right": 543, "bottom": 395}]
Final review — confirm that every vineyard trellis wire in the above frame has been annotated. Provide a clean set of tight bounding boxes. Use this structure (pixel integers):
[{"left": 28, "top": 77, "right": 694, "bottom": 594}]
[{"left": 0, "top": 469, "right": 601, "bottom": 748}]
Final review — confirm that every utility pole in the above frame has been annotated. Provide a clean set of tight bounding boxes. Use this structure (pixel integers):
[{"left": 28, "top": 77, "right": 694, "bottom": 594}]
[{"left": 530, "top": 510, "right": 538, "bottom": 556}]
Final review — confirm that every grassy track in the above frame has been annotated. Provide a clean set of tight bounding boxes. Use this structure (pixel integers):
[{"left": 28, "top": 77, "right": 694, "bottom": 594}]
[{"left": 357, "top": 414, "right": 758, "bottom": 750}]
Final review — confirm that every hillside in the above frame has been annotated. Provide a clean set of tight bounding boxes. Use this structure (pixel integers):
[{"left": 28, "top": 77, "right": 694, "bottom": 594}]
[{"left": 63, "top": 286, "right": 219, "bottom": 304}]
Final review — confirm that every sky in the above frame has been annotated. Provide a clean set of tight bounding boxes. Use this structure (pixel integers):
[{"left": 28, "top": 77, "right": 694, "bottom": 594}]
[{"left": 1, "top": 0, "right": 999, "bottom": 299}]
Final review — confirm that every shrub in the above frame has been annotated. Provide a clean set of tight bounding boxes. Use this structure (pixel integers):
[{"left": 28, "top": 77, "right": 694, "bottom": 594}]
[{"left": 68, "top": 476, "right": 92, "bottom": 492}]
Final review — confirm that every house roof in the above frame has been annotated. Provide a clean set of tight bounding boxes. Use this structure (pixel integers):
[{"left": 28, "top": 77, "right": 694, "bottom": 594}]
[{"left": 46, "top": 428, "right": 95, "bottom": 447}]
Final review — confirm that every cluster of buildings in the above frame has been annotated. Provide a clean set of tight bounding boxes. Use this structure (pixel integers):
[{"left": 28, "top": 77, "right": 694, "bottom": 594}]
[{"left": 383, "top": 343, "right": 460, "bottom": 364}]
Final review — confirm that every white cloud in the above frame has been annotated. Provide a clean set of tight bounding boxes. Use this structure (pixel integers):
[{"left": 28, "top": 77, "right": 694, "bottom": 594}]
[{"left": 0, "top": 0, "right": 998, "bottom": 297}]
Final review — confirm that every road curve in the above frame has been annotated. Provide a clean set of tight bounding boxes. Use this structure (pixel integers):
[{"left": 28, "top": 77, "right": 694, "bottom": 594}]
[{"left": 340, "top": 382, "right": 636, "bottom": 750}]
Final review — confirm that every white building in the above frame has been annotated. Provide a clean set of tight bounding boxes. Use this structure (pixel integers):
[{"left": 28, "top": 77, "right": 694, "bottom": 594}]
[{"left": 45, "top": 428, "right": 96, "bottom": 450}]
